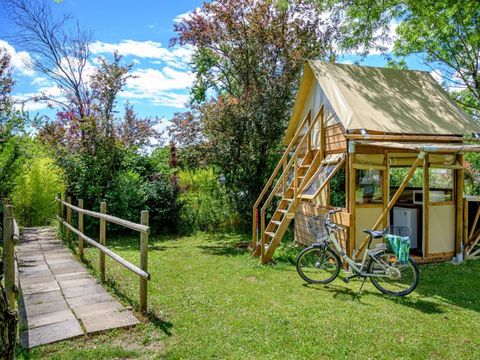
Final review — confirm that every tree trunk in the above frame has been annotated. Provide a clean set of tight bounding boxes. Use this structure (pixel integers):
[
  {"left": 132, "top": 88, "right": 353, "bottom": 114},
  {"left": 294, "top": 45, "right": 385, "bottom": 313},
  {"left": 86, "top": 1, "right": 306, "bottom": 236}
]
[{"left": 0, "top": 263, "right": 17, "bottom": 360}]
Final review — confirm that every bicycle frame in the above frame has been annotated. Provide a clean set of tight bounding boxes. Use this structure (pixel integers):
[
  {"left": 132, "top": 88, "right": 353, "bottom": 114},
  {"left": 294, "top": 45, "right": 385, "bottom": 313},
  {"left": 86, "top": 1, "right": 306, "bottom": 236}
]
[{"left": 325, "top": 226, "right": 392, "bottom": 278}]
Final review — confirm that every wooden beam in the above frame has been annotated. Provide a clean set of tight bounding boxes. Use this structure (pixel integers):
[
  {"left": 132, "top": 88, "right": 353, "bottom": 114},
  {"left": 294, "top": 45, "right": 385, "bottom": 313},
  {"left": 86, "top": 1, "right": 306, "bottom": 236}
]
[
  {"left": 345, "top": 134, "right": 465, "bottom": 142},
  {"left": 382, "top": 151, "right": 389, "bottom": 228},
  {"left": 347, "top": 148, "right": 356, "bottom": 257},
  {"left": 78, "top": 199, "right": 84, "bottom": 259},
  {"left": 99, "top": 201, "right": 106, "bottom": 282},
  {"left": 140, "top": 210, "right": 149, "bottom": 313},
  {"left": 3, "top": 204, "right": 15, "bottom": 308},
  {"left": 66, "top": 196, "right": 72, "bottom": 242},
  {"left": 57, "top": 198, "right": 149, "bottom": 234},
  {"left": 463, "top": 198, "right": 468, "bottom": 252},
  {"left": 357, "top": 153, "right": 425, "bottom": 255},
  {"left": 423, "top": 154, "right": 430, "bottom": 259},
  {"left": 455, "top": 154, "right": 464, "bottom": 255},
  {"left": 57, "top": 216, "right": 150, "bottom": 279}
]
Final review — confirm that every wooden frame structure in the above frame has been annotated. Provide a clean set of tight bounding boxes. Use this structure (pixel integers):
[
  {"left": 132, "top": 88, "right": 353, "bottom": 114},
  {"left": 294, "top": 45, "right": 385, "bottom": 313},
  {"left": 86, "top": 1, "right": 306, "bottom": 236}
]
[{"left": 252, "top": 61, "right": 480, "bottom": 264}]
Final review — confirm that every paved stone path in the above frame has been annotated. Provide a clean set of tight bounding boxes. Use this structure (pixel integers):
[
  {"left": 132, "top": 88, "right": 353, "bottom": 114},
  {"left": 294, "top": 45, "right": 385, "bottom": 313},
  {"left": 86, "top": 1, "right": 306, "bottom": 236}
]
[{"left": 16, "top": 227, "right": 140, "bottom": 348}]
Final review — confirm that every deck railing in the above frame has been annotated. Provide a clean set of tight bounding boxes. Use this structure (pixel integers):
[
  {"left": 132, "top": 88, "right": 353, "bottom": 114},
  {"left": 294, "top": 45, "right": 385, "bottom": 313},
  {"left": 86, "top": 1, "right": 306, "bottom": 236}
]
[{"left": 56, "top": 194, "right": 151, "bottom": 313}]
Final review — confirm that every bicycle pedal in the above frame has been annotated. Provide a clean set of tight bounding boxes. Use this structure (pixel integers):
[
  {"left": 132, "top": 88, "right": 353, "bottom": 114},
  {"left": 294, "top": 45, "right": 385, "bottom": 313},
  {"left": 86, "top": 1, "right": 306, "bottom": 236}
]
[{"left": 342, "top": 277, "right": 351, "bottom": 283}]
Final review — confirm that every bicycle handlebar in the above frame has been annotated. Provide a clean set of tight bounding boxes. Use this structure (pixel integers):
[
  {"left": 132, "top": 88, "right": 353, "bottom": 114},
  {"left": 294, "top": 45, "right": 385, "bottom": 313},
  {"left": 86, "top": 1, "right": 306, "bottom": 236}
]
[{"left": 325, "top": 209, "right": 344, "bottom": 232}]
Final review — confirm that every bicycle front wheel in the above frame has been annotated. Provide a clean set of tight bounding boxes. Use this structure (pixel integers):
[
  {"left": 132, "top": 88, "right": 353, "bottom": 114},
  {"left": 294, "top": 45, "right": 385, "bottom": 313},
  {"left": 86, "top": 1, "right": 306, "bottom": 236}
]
[
  {"left": 368, "top": 251, "right": 419, "bottom": 296},
  {"left": 296, "top": 247, "right": 341, "bottom": 284}
]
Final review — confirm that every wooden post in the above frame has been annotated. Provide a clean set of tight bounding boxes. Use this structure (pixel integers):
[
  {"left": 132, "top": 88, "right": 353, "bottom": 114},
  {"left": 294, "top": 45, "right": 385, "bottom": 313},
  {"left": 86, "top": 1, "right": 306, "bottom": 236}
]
[
  {"left": 140, "top": 210, "right": 149, "bottom": 313},
  {"left": 463, "top": 198, "right": 468, "bottom": 253},
  {"left": 78, "top": 199, "right": 84, "bottom": 259},
  {"left": 99, "top": 201, "right": 106, "bottom": 281},
  {"left": 347, "top": 143, "right": 356, "bottom": 258},
  {"left": 57, "top": 193, "right": 62, "bottom": 233},
  {"left": 455, "top": 154, "right": 464, "bottom": 255},
  {"left": 66, "top": 196, "right": 72, "bottom": 242},
  {"left": 3, "top": 204, "right": 15, "bottom": 308},
  {"left": 382, "top": 151, "right": 389, "bottom": 228},
  {"left": 423, "top": 154, "right": 430, "bottom": 258},
  {"left": 357, "top": 153, "right": 424, "bottom": 255}
]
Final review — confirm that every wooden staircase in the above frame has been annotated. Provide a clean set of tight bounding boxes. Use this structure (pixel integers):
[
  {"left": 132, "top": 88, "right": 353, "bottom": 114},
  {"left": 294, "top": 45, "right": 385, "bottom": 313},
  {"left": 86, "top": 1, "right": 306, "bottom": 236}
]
[{"left": 252, "top": 106, "right": 325, "bottom": 263}]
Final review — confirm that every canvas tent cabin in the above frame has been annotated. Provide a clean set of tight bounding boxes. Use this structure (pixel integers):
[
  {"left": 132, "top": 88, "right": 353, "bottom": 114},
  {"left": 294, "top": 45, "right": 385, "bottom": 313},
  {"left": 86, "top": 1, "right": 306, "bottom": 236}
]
[{"left": 252, "top": 60, "right": 480, "bottom": 264}]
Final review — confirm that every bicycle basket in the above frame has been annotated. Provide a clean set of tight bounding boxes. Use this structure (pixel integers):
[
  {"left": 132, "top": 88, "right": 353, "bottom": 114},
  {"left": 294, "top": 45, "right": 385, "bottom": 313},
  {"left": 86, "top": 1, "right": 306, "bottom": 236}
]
[
  {"left": 306, "top": 215, "right": 329, "bottom": 243},
  {"left": 384, "top": 226, "right": 411, "bottom": 264}
]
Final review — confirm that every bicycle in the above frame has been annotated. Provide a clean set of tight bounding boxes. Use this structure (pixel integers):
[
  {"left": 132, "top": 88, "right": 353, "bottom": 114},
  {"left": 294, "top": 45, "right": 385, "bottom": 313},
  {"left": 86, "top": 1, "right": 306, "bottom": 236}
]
[{"left": 296, "top": 209, "right": 419, "bottom": 296}]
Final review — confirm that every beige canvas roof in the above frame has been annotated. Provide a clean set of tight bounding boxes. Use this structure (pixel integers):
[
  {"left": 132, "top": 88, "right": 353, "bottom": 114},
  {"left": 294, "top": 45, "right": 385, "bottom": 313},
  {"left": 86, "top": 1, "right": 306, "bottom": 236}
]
[{"left": 285, "top": 61, "right": 480, "bottom": 143}]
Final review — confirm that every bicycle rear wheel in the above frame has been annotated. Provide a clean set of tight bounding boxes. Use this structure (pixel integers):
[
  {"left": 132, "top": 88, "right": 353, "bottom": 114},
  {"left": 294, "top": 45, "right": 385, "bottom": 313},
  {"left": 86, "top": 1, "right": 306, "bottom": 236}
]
[
  {"left": 368, "top": 250, "right": 419, "bottom": 296},
  {"left": 296, "top": 246, "right": 341, "bottom": 284}
]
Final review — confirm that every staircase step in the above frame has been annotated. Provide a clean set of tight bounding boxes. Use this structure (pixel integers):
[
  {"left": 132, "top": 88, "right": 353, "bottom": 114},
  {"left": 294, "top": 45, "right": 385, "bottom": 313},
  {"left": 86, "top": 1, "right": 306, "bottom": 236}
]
[
  {"left": 265, "top": 231, "right": 276, "bottom": 238},
  {"left": 277, "top": 209, "right": 288, "bottom": 214},
  {"left": 271, "top": 220, "right": 281, "bottom": 226}
]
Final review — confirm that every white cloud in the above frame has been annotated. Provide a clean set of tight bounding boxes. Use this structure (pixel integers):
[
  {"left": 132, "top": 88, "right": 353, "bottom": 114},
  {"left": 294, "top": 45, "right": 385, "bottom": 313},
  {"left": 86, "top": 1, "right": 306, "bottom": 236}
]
[
  {"left": 0, "top": 39, "right": 35, "bottom": 77},
  {"left": 90, "top": 40, "right": 194, "bottom": 65},
  {"left": 173, "top": 9, "right": 196, "bottom": 23},
  {"left": 120, "top": 66, "right": 193, "bottom": 108}
]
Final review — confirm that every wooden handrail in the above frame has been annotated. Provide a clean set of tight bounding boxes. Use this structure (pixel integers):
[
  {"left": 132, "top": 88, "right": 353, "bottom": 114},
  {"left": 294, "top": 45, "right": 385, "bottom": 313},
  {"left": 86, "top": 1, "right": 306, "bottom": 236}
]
[
  {"left": 301, "top": 155, "right": 346, "bottom": 200},
  {"left": 56, "top": 195, "right": 150, "bottom": 313},
  {"left": 259, "top": 106, "right": 324, "bottom": 250},
  {"left": 57, "top": 198, "right": 150, "bottom": 234},
  {"left": 57, "top": 216, "right": 150, "bottom": 279},
  {"left": 252, "top": 109, "right": 312, "bottom": 249}
]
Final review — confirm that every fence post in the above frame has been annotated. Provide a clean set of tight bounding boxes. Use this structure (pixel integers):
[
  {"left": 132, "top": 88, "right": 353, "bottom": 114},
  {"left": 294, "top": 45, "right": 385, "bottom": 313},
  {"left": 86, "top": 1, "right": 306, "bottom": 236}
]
[
  {"left": 78, "top": 199, "right": 84, "bottom": 259},
  {"left": 66, "top": 196, "right": 72, "bottom": 242},
  {"left": 140, "top": 210, "right": 149, "bottom": 314},
  {"left": 3, "top": 204, "right": 15, "bottom": 308},
  {"left": 99, "top": 201, "right": 106, "bottom": 282},
  {"left": 56, "top": 193, "right": 62, "bottom": 233}
]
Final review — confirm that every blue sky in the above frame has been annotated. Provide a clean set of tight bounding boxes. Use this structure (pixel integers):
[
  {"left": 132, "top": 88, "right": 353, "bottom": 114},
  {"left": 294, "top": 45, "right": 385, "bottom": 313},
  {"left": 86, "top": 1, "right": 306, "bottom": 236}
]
[{"left": 0, "top": 0, "right": 434, "bottom": 126}]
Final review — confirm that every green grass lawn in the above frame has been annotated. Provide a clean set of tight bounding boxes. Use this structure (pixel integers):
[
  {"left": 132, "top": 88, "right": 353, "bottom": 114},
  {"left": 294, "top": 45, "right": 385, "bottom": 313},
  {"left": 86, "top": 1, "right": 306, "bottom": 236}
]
[{"left": 17, "top": 232, "right": 480, "bottom": 359}]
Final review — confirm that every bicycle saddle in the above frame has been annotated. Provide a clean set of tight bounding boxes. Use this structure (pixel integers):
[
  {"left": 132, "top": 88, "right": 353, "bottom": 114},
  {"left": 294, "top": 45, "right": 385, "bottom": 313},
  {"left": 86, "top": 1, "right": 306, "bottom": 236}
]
[{"left": 363, "top": 229, "right": 384, "bottom": 239}]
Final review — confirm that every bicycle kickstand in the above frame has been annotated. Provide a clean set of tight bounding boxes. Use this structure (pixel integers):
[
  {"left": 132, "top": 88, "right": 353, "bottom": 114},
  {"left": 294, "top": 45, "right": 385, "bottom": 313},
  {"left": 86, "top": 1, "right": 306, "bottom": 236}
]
[{"left": 359, "top": 277, "right": 367, "bottom": 293}]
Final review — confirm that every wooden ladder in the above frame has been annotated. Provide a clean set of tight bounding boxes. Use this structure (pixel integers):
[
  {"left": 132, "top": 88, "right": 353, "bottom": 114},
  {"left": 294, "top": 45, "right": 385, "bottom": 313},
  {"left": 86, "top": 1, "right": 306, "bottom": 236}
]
[{"left": 252, "top": 106, "right": 325, "bottom": 263}]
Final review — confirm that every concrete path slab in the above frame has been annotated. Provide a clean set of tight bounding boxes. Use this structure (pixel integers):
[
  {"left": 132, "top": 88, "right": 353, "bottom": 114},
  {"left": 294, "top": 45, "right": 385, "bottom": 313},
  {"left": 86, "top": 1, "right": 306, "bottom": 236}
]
[{"left": 17, "top": 227, "right": 140, "bottom": 349}]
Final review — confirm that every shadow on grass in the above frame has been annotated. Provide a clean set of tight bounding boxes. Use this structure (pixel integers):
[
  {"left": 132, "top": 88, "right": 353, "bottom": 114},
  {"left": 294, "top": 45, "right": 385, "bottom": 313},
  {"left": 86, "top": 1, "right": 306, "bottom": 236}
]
[
  {"left": 80, "top": 256, "right": 174, "bottom": 337},
  {"left": 300, "top": 275, "right": 449, "bottom": 315}
]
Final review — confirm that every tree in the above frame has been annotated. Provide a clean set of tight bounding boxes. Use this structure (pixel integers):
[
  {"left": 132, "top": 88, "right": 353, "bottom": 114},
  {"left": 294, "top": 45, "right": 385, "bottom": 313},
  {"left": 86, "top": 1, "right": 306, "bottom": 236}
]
[
  {"left": 168, "top": 110, "right": 209, "bottom": 168},
  {"left": 5, "top": 0, "right": 93, "bottom": 120},
  {"left": 90, "top": 51, "right": 134, "bottom": 138},
  {"left": 330, "top": 0, "right": 480, "bottom": 118},
  {"left": 172, "top": 0, "right": 340, "bottom": 222}
]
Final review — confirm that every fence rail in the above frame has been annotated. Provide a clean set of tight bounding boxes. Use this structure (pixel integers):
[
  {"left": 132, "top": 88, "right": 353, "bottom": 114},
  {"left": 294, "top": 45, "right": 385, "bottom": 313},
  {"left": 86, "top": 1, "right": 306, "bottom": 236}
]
[{"left": 56, "top": 195, "right": 151, "bottom": 313}]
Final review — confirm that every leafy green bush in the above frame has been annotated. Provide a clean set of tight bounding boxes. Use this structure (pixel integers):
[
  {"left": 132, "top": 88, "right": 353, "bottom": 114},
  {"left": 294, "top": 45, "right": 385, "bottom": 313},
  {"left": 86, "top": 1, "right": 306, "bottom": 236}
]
[
  {"left": 12, "top": 157, "right": 65, "bottom": 226},
  {"left": 178, "top": 168, "right": 235, "bottom": 234}
]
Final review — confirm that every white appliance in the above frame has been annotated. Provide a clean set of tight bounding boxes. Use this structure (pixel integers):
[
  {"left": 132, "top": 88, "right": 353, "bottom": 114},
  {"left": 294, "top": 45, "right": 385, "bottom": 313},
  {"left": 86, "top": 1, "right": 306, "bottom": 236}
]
[
  {"left": 413, "top": 190, "right": 445, "bottom": 204},
  {"left": 393, "top": 207, "right": 418, "bottom": 249}
]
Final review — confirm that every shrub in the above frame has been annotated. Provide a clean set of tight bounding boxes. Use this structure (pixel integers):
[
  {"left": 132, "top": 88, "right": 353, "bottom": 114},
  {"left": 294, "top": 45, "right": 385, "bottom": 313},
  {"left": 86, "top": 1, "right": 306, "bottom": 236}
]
[
  {"left": 144, "top": 173, "right": 182, "bottom": 234},
  {"left": 12, "top": 157, "right": 65, "bottom": 226},
  {"left": 178, "top": 167, "right": 235, "bottom": 234}
]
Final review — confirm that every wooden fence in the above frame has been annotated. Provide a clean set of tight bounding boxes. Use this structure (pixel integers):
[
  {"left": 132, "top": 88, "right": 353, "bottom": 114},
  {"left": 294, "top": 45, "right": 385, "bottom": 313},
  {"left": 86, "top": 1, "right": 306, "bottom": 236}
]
[
  {"left": 56, "top": 194, "right": 151, "bottom": 313},
  {"left": 2, "top": 201, "right": 20, "bottom": 309}
]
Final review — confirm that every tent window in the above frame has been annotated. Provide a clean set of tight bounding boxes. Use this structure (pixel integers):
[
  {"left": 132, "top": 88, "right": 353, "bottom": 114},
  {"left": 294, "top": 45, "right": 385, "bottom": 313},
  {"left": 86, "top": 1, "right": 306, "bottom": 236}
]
[
  {"left": 429, "top": 168, "right": 454, "bottom": 202},
  {"left": 356, "top": 169, "right": 383, "bottom": 204}
]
